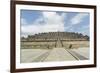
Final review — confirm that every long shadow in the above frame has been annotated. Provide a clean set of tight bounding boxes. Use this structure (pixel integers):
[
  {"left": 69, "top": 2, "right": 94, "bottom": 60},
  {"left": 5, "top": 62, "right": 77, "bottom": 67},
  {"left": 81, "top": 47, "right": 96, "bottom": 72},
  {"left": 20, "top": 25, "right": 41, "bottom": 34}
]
[
  {"left": 65, "top": 48, "right": 88, "bottom": 60},
  {"left": 32, "top": 49, "right": 52, "bottom": 62}
]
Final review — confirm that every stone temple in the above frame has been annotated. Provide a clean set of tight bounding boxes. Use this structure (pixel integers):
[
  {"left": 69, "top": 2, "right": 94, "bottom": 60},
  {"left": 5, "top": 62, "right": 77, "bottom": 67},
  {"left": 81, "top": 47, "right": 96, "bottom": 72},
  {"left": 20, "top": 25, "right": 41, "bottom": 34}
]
[
  {"left": 21, "top": 32, "right": 89, "bottom": 49},
  {"left": 21, "top": 32, "right": 90, "bottom": 62}
]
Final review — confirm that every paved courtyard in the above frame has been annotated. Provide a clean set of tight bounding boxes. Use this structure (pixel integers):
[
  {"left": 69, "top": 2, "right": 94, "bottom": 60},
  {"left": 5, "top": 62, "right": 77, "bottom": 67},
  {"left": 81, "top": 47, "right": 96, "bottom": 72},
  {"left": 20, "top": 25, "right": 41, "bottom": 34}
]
[{"left": 21, "top": 47, "right": 89, "bottom": 63}]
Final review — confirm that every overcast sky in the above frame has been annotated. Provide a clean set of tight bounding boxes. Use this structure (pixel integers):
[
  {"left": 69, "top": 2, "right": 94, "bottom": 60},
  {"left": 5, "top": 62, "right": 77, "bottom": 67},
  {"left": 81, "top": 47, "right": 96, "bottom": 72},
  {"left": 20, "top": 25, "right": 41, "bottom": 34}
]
[{"left": 21, "top": 10, "right": 90, "bottom": 37}]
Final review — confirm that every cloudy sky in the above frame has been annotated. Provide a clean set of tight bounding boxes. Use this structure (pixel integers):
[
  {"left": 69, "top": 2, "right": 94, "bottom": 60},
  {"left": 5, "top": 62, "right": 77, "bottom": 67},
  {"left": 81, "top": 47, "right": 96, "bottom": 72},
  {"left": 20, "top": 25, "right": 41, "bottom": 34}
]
[{"left": 21, "top": 10, "right": 90, "bottom": 37}]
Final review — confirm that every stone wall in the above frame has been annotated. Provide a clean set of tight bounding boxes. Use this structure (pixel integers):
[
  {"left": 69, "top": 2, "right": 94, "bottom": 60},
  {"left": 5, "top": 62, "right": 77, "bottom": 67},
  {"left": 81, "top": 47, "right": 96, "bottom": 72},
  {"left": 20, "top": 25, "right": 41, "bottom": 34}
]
[{"left": 21, "top": 40, "right": 89, "bottom": 49}]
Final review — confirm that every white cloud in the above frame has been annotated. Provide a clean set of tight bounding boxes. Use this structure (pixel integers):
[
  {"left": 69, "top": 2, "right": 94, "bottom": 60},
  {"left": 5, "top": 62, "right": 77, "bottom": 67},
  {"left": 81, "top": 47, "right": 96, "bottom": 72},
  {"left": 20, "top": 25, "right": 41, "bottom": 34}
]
[
  {"left": 21, "top": 12, "right": 66, "bottom": 37},
  {"left": 71, "top": 13, "right": 88, "bottom": 25},
  {"left": 79, "top": 25, "right": 90, "bottom": 36},
  {"left": 21, "top": 18, "right": 27, "bottom": 25},
  {"left": 42, "top": 12, "right": 64, "bottom": 25}
]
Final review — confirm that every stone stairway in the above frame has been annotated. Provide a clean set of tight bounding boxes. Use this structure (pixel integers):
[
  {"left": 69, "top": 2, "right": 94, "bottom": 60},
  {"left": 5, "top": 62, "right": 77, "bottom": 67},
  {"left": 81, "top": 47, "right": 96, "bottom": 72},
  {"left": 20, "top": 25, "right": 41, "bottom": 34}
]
[{"left": 56, "top": 38, "right": 63, "bottom": 48}]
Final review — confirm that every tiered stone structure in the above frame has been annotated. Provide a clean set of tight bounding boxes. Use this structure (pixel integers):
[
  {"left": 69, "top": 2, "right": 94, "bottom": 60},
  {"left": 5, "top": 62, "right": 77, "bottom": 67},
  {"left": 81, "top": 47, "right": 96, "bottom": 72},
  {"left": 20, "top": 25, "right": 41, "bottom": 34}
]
[
  {"left": 22, "top": 32, "right": 89, "bottom": 41},
  {"left": 21, "top": 32, "right": 89, "bottom": 49}
]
